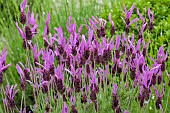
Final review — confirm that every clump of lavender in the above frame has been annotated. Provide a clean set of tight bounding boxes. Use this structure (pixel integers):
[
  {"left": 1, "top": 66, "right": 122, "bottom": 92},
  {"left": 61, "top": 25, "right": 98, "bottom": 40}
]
[
  {"left": 16, "top": 0, "right": 38, "bottom": 49},
  {"left": 112, "top": 84, "right": 120, "bottom": 111},
  {"left": 0, "top": 1, "right": 168, "bottom": 113},
  {"left": 3, "top": 84, "right": 18, "bottom": 111}
]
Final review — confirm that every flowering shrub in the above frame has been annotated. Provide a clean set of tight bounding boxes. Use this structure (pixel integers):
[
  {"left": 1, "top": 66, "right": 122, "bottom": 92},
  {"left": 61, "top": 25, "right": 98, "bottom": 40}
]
[{"left": 0, "top": 0, "right": 169, "bottom": 113}]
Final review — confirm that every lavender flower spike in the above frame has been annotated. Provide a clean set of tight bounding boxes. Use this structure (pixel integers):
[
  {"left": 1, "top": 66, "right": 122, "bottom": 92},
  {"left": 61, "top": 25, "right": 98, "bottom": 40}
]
[
  {"left": 148, "top": 8, "right": 154, "bottom": 32},
  {"left": 0, "top": 48, "right": 11, "bottom": 84},
  {"left": 43, "top": 13, "right": 50, "bottom": 36},
  {"left": 112, "top": 83, "right": 118, "bottom": 95},
  {"left": 115, "top": 35, "right": 120, "bottom": 59},
  {"left": 123, "top": 4, "right": 135, "bottom": 24},
  {"left": 15, "top": 22, "right": 26, "bottom": 39},
  {"left": 20, "top": 0, "right": 27, "bottom": 12},
  {"left": 3, "top": 84, "right": 19, "bottom": 109},
  {"left": 108, "top": 13, "right": 115, "bottom": 36},
  {"left": 20, "top": 0, "right": 27, "bottom": 24},
  {"left": 61, "top": 102, "right": 68, "bottom": 113},
  {"left": 16, "top": 64, "right": 26, "bottom": 91},
  {"left": 152, "top": 85, "right": 164, "bottom": 110},
  {"left": 137, "top": 8, "right": 145, "bottom": 24}
]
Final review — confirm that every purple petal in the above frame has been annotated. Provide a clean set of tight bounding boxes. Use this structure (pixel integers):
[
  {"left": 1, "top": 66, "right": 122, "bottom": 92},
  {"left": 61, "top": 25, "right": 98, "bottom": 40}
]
[
  {"left": 160, "top": 86, "right": 164, "bottom": 98},
  {"left": 124, "top": 110, "right": 129, "bottom": 113},
  {"left": 78, "top": 25, "right": 82, "bottom": 34},
  {"left": 139, "top": 86, "right": 143, "bottom": 95},
  {"left": 116, "top": 35, "right": 120, "bottom": 50},
  {"left": 148, "top": 8, "right": 151, "bottom": 20},
  {"left": 152, "top": 85, "right": 159, "bottom": 98},
  {"left": 123, "top": 4, "right": 127, "bottom": 14},
  {"left": 54, "top": 27, "right": 65, "bottom": 45},
  {"left": 104, "top": 64, "right": 109, "bottom": 78},
  {"left": 102, "top": 37, "right": 107, "bottom": 49},
  {"left": 61, "top": 103, "right": 68, "bottom": 113},
  {"left": 45, "top": 13, "right": 50, "bottom": 25},
  {"left": 88, "top": 29, "right": 93, "bottom": 44},
  {"left": 128, "top": 18, "right": 139, "bottom": 26},
  {"left": 16, "top": 64, "right": 24, "bottom": 76},
  {"left": 137, "top": 8, "right": 145, "bottom": 23},
  {"left": 140, "top": 23, "right": 147, "bottom": 33},
  {"left": 112, "top": 84, "right": 118, "bottom": 95},
  {"left": 15, "top": 22, "right": 26, "bottom": 39},
  {"left": 27, "top": 7, "right": 31, "bottom": 25},
  {"left": 91, "top": 74, "right": 96, "bottom": 84},
  {"left": 126, "top": 4, "right": 135, "bottom": 19},
  {"left": 157, "top": 46, "right": 164, "bottom": 61},
  {"left": 1, "top": 64, "right": 11, "bottom": 72},
  {"left": 136, "top": 39, "right": 141, "bottom": 52},
  {"left": 20, "top": 0, "right": 27, "bottom": 12}
]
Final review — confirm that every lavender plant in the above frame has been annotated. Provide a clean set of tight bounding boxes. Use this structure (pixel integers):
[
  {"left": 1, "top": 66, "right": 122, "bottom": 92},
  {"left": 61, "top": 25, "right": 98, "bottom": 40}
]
[{"left": 0, "top": 0, "right": 169, "bottom": 113}]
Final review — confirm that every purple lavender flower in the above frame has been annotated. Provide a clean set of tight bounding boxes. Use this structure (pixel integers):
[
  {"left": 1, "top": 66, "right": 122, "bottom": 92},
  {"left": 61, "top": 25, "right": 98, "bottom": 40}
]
[
  {"left": 31, "top": 44, "right": 42, "bottom": 66},
  {"left": 142, "top": 40, "right": 150, "bottom": 57},
  {"left": 148, "top": 8, "right": 154, "bottom": 32},
  {"left": 137, "top": 8, "right": 145, "bottom": 25},
  {"left": 69, "top": 34, "right": 78, "bottom": 56},
  {"left": 80, "top": 35, "right": 91, "bottom": 61},
  {"left": 16, "top": 64, "right": 26, "bottom": 91},
  {"left": 138, "top": 86, "right": 144, "bottom": 107},
  {"left": 139, "top": 64, "right": 161, "bottom": 100},
  {"left": 70, "top": 96, "right": 78, "bottom": 113},
  {"left": 115, "top": 35, "right": 120, "bottom": 59},
  {"left": 115, "top": 105, "right": 121, "bottom": 113},
  {"left": 16, "top": 6, "right": 38, "bottom": 41},
  {"left": 39, "top": 49, "right": 55, "bottom": 80},
  {"left": 112, "top": 84, "right": 119, "bottom": 110},
  {"left": 66, "top": 16, "right": 76, "bottom": 34},
  {"left": 150, "top": 46, "right": 168, "bottom": 72},
  {"left": 3, "top": 84, "right": 19, "bottom": 109},
  {"left": 152, "top": 85, "right": 164, "bottom": 110},
  {"left": 122, "top": 4, "right": 138, "bottom": 34},
  {"left": 54, "top": 27, "right": 66, "bottom": 55},
  {"left": 66, "top": 65, "right": 82, "bottom": 92},
  {"left": 90, "top": 72, "right": 99, "bottom": 93},
  {"left": 15, "top": 22, "right": 26, "bottom": 40},
  {"left": 121, "top": 33, "right": 126, "bottom": 53},
  {"left": 108, "top": 13, "right": 115, "bottom": 36},
  {"left": 0, "top": 48, "right": 11, "bottom": 84},
  {"left": 157, "top": 46, "right": 168, "bottom": 71},
  {"left": 61, "top": 102, "right": 68, "bottom": 113},
  {"left": 54, "top": 64, "right": 65, "bottom": 93},
  {"left": 123, "top": 4, "right": 135, "bottom": 25},
  {"left": 43, "top": 13, "right": 50, "bottom": 36},
  {"left": 19, "top": 0, "right": 27, "bottom": 24},
  {"left": 88, "top": 16, "right": 106, "bottom": 38},
  {"left": 40, "top": 80, "right": 49, "bottom": 94},
  {"left": 136, "top": 8, "right": 147, "bottom": 39},
  {"left": 124, "top": 110, "right": 129, "bottom": 113},
  {"left": 102, "top": 37, "right": 114, "bottom": 63},
  {"left": 112, "top": 84, "right": 118, "bottom": 96}
]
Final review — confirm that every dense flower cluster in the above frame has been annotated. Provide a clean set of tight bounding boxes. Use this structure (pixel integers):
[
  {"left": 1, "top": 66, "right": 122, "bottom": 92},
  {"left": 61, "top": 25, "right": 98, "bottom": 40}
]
[{"left": 0, "top": 0, "right": 169, "bottom": 113}]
